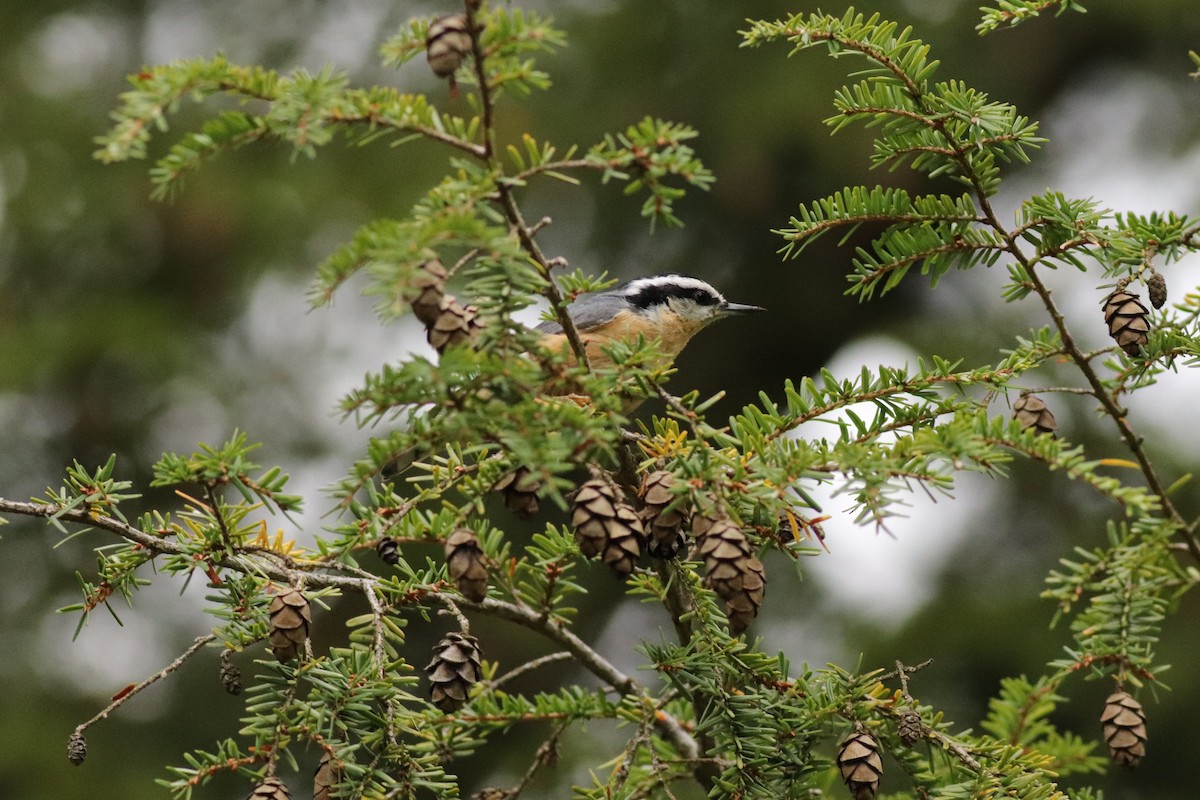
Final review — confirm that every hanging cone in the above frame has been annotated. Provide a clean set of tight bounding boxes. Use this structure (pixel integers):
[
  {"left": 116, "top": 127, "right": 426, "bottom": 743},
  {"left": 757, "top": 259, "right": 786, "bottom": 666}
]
[
  {"left": 445, "top": 528, "right": 489, "bottom": 602},
  {"left": 67, "top": 731, "right": 87, "bottom": 766},
  {"left": 426, "top": 14, "right": 472, "bottom": 78},
  {"left": 219, "top": 654, "right": 244, "bottom": 695},
  {"left": 1101, "top": 690, "right": 1147, "bottom": 767},
  {"left": 571, "top": 473, "right": 645, "bottom": 576},
  {"left": 409, "top": 259, "right": 448, "bottom": 326},
  {"left": 313, "top": 751, "right": 341, "bottom": 800},
  {"left": 268, "top": 588, "right": 312, "bottom": 663},
  {"left": 248, "top": 777, "right": 291, "bottom": 800},
  {"left": 897, "top": 711, "right": 922, "bottom": 747},
  {"left": 1147, "top": 270, "right": 1168, "bottom": 309},
  {"left": 1102, "top": 291, "right": 1150, "bottom": 356},
  {"left": 427, "top": 295, "right": 482, "bottom": 353},
  {"left": 493, "top": 467, "right": 540, "bottom": 518},
  {"left": 692, "top": 516, "right": 766, "bottom": 633},
  {"left": 426, "top": 632, "right": 483, "bottom": 712},
  {"left": 639, "top": 470, "right": 690, "bottom": 559},
  {"left": 837, "top": 731, "right": 883, "bottom": 800},
  {"left": 1012, "top": 392, "right": 1057, "bottom": 436}
]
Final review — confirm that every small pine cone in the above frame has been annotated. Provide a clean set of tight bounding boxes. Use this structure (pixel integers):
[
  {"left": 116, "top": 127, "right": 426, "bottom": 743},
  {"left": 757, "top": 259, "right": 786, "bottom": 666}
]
[
  {"left": 376, "top": 536, "right": 400, "bottom": 566},
  {"left": 493, "top": 467, "right": 540, "bottom": 518},
  {"left": 249, "top": 777, "right": 291, "bottom": 800},
  {"left": 410, "top": 259, "right": 448, "bottom": 326},
  {"left": 1147, "top": 270, "right": 1168, "bottom": 309},
  {"left": 426, "top": 14, "right": 472, "bottom": 78},
  {"left": 837, "top": 731, "right": 883, "bottom": 800},
  {"left": 427, "top": 296, "right": 482, "bottom": 353},
  {"left": 692, "top": 517, "right": 766, "bottom": 634},
  {"left": 639, "top": 470, "right": 690, "bottom": 559},
  {"left": 1012, "top": 392, "right": 1057, "bottom": 436},
  {"left": 426, "top": 632, "right": 483, "bottom": 712},
  {"left": 897, "top": 711, "right": 923, "bottom": 747},
  {"left": 219, "top": 655, "right": 244, "bottom": 695},
  {"left": 67, "top": 730, "right": 87, "bottom": 766},
  {"left": 1101, "top": 691, "right": 1147, "bottom": 767},
  {"left": 1103, "top": 290, "right": 1151, "bottom": 356},
  {"left": 313, "top": 751, "right": 341, "bottom": 800},
  {"left": 268, "top": 588, "right": 312, "bottom": 663},
  {"left": 445, "top": 528, "right": 489, "bottom": 602},
  {"left": 571, "top": 474, "right": 645, "bottom": 576}
]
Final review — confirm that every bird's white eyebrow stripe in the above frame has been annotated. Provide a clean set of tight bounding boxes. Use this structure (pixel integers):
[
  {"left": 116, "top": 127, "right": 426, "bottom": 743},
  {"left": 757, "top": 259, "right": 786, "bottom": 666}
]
[{"left": 622, "top": 275, "right": 727, "bottom": 306}]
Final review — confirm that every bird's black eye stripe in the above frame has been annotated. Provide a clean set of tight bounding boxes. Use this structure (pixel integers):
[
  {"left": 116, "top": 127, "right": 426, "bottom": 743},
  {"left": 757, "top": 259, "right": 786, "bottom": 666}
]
[{"left": 625, "top": 281, "right": 720, "bottom": 309}]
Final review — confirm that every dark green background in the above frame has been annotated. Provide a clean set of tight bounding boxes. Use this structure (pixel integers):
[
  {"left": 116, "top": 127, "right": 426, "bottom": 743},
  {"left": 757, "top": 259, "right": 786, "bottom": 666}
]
[{"left": 2, "top": 1, "right": 1198, "bottom": 797}]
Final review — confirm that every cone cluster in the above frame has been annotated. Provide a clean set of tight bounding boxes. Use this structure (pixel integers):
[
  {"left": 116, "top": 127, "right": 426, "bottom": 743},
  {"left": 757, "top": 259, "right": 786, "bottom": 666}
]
[
  {"left": 313, "top": 752, "right": 341, "bottom": 800},
  {"left": 1103, "top": 290, "right": 1150, "bottom": 356},
  {"left": 572, "top": 474, "right": 645, "bottom": 576},
  {"left": 692, "top": 516, "right": 766, "bottom": 634},
  {"left": 268, "top": 588, "right": 312, "bottom": 663},
  {"left": 219, "top": 655, "right": 244, "bottom": 695},
  {"left": 1101, "top": 690, "right": 1147, "bottom": 767},
  {"left": 249, "top": 777, "right": 291, "bottom": 800},
  {"left": 445, "top": 528, "right": 488, "bottom": 602},
  {"left": 425, "top": 14, "right": 472, "bottom": 78},
  {"left": 409, "top": 259, "right": 448, "bottom": 326},
  {"left": 837, "top": 731, "right": 883, "bottom": 800},
  {"left": 426, "top": 632, "right": 483, "bottom": 712},
  {"left": 639, "top": 470, "right": 690, "bottom": 559},
  {"left": 1147, "top": 270, "right": 1168, "bottom": 309},
  {"left": 494, "top": 467, "right": 540, "bottom": 518},
  {"left": 1013, "top": 393, "right": 1057, "bottom": 436},
  {"left": 376, "top": 536, "right": 400, "bottom": 566}
]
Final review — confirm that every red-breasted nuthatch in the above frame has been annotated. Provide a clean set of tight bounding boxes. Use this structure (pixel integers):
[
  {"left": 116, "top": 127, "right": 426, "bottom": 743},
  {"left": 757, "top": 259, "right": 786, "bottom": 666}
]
[{"left": 537, "top": 274, "right": 764, "bottom": 370}]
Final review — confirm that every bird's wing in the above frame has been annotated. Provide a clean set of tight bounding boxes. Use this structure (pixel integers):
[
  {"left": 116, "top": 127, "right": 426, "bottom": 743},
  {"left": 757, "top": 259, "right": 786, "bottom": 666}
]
[{"left": 535, "top": 295, "right": 628, "bottom": 335}]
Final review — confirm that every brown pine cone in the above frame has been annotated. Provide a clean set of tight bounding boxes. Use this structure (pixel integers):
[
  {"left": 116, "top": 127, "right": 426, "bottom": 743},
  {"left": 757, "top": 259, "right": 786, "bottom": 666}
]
[
  {"left": 1101, "top": 690, "right": 1147, "bottom": 767},
  {"left": 493, "top": 467, "right": 541, "bottom": 518},
  {"left": 426, "top": 632, "right": 483, "bottom": 712},
  {"left": 1147, "top": 270, "right": 1167, "bottom": 309},
  {"left": 219, "top": 653, "right": 244, "bottom": 695},
  {"left": 313, "top": 751, "right": 341, "bottom": 800},
  {"left": 639, "top": 470, "right": 690, "bottom": 559},
  {"left": 427, "top": 295, "right": 482, "bottom": 353},
  {"left": 571, "top": 473, "right": 645, "bottom": 576},
  {"left": 1012, "top": 392, "right": 1057, "bottom": 436},
  {"left": 409, "top": 259, "right": 448, "bottom": 326},
  {"left": 425, "top": 14, "right": 472, "bottom": 78},
  {"left": 268, "top": 588, "right": 312, "bottom": 663},
  {"left": 692, "top": 516, "right": 766, "bottom": 634},
  {"left": 248, "top": 777, "right": 291, "bottom": 800},
  {"left": 67, "top": 731, "right": 87, "bottom": 766},
  {"left": 1103, "top": 290, "right": 1150, "bottom": 356},
  {"left": 837, "top": 731, "right": 883, "bottom": 800},
  {"left": 897, "top": 710, "right": 923, "bottom": 747},
  {"left": 445, "top": 528, "right": 489, "bottom": 602}
]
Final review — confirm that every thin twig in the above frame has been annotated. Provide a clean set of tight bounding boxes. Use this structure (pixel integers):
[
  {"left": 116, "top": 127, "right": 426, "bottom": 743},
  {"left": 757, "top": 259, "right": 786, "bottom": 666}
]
[
  {"left": 503, "top": 721, "right": 570, "bottom": 800},
  {"left": 74, "top": 634, "right": 216, "bottom": 735},
  {"left": 460, "top": 595, "right": 700, "bottom": 762},
  {"left": 463, "top": 0, "right": 592, "bottom": 371},
  {"left": 488, "top": 651, "right": 574, "bottom": 691},
  {"left": 436, "top": 595, "right": 472, "bottom": 634}
]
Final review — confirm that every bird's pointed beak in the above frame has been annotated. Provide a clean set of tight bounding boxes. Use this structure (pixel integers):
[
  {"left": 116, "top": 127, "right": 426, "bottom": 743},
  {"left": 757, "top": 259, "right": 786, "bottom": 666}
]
[{"left": 720, "top": 301, "right": 766, "bottom": 315}]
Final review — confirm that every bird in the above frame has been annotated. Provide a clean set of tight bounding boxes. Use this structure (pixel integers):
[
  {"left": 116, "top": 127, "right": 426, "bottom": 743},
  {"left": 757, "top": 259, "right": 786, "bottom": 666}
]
[{"left": 536, "top": 274, "right": 764, "bottom": 372}]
